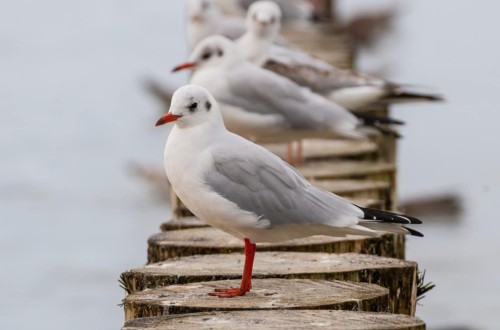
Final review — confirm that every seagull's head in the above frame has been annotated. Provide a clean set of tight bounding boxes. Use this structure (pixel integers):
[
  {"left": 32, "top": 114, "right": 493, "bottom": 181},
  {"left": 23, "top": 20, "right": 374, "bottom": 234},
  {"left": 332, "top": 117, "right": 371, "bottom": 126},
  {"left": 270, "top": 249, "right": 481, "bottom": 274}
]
[
  {"left": 172, "top": 36, "right": 244, "bottom": 73},
  {"left": 156, "top": 85, "right": 223, "bottom": 129},
  {"left": 187, "top": 0, "right": 218, "bottom": 23},
  {"left": 246, "top": 1, "right": 282, "bottom": 38}
]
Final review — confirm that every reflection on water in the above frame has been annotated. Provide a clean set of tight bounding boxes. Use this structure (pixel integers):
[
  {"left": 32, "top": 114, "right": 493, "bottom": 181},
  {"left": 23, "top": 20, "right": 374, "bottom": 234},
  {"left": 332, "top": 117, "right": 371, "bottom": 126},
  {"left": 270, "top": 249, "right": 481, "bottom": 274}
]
[{"left": 1, "top": 0, "right": 499, "bottom": 329}]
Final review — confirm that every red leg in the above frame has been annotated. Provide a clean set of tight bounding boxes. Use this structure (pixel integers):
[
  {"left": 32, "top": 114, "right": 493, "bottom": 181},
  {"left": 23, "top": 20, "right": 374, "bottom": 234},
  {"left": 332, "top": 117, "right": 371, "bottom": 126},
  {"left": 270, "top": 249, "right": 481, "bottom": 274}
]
[
  {"left": 209, "top": 238, "right": 257, "bottom": 298},
  {"left": 285, "top": 142, "right": 294, "bottom": 164},
  {"left": 296, "top": 140, "right": 304, "bottom": 164}
]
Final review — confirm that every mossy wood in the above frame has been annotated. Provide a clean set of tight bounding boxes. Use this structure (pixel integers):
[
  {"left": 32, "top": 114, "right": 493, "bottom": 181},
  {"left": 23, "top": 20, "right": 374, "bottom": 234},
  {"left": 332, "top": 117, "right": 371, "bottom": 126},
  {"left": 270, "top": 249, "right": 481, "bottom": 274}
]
[
  {"left": 122, "top": 310, "right": 425, "bottom": 330},
  {"left": 147, "top": 227, "right": 405, "bottom": 263},
  {"left": 123, "top": 279, "right": 389, "bottom": 321},
  {"left": 121, "top": 252, "right": 417, "bottom": 315}
]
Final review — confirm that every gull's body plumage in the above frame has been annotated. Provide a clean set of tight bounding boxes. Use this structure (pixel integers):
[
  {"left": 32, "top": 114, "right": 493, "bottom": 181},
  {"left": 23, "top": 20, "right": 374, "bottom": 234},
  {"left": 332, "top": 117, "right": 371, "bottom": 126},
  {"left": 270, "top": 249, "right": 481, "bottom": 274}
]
[
  {"left": 161, "top": 86, "right": 422, "bottom": 243},
  {"left": 157, "top": 85, "right": 422, "bottom": 297}
]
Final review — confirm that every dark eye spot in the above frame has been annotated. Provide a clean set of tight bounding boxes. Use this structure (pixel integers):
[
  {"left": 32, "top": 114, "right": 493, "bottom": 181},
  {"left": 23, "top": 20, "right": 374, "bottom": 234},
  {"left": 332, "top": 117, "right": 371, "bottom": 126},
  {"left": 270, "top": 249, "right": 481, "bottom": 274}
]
[
  {"left": 189, "top": 102, "right": 198, "bottom": 112},
  {"left": 217, "top": 49, "right": 224, "bottom": 57},
  {"left": 202, "top": 1, "right": 210, "bottom": 10},
  {"left": 202, "top": 52, "right": 211, "bottom": 60},
  {"left": 253, "top": 13, "right": 258, "bottom": 21},
  {"left": 270, "top": 16, "right": 276, "bottom": 24},
  {"left": 205, "top": 101, "right": 212, "bottom": 111}
]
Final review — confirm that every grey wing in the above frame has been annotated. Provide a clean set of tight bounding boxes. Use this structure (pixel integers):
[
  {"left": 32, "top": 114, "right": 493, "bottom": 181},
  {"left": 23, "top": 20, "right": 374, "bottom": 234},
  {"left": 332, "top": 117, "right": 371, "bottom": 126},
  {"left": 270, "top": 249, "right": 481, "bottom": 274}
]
[
  {"left": 204, "top": 141, "right": 362, "bottom": 228},
  {"left": 225, "top": 64, "right": 359, "bottom": 131},
  {"left": 267, "top": 46, "right": 387, "bottom": 92}
]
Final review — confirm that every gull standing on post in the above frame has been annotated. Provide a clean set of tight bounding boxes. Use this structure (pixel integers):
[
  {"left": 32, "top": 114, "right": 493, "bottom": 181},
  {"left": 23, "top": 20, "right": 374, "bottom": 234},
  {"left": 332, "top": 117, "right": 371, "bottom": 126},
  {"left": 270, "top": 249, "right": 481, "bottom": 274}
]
[
  {"left": 156, "top": 85, "right": 423, "bottom": 298},
  {"left": 237, "top": 1, "right": 443, "bottom": 110},
  {"left": 172, "top": 35, "right": 402, "bottom": 144}
]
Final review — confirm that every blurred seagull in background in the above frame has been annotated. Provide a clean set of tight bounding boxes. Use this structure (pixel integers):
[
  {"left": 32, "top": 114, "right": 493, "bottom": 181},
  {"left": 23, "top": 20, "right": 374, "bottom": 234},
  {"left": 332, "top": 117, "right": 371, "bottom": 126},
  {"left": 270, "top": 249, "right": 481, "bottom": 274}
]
[
  {"left": 213, "top": 0, "right": 313, "bottom": 21},
  {"left": 239, "top": 0, "right": 313, "bottom": 21},
  {"left": 187, "top": 0, "right": 247, "bottom": 48},
  {"left": 155, "top": 85, "right": 423, "bottom": 298},
  {"left": 237, "top": 1, "right": 443, "bottom": 110},
  {"left": 172, "top": 36, "right": 403, "bottom": 146}
]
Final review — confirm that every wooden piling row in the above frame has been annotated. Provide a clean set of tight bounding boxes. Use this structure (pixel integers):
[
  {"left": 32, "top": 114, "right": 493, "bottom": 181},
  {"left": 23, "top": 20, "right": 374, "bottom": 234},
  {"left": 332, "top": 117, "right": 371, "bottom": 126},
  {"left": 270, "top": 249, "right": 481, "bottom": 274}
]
[{"left": 121, "top": 3, "right": 425, "bottom": 328}]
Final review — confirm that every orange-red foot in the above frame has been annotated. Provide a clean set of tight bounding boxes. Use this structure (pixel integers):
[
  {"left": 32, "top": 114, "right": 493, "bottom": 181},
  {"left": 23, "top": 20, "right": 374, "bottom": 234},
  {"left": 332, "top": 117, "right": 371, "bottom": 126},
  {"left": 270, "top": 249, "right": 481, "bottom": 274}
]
[{"left": 208, "top": 287, "right": 248, "bottom": 298}]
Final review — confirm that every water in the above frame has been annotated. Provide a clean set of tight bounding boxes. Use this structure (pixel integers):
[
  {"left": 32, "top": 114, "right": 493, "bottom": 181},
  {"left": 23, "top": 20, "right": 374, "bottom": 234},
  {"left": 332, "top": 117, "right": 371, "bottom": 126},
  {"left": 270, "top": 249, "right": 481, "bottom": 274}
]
[{"left": 1, "top": 1, "right": 499, "bottom": 329}]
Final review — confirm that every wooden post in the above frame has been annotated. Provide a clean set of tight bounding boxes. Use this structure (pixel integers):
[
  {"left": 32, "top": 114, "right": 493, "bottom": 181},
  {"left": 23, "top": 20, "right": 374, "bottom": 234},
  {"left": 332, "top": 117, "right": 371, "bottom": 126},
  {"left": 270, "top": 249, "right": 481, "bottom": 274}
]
[
  {"left": 310, "top": 0, "right": 335, "bottom": 21},
  {"left": 123, "top": 311, "right": 425, "bottom": 330},
  {"left": 147, "top": 228, "right": 405, "bottom": 263},
  {"left": 123, "top": 279, "right": 389, "bottom": 321},
  {"left": 120, "top": 252, "right": 418, "bottom": 316}
]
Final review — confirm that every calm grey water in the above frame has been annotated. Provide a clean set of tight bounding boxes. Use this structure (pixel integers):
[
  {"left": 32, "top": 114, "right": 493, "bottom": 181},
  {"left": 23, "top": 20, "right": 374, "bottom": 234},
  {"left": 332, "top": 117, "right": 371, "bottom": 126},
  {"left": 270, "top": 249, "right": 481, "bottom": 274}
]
[{"left": 1, "top": 1, "right": 498, "bottom": 329}]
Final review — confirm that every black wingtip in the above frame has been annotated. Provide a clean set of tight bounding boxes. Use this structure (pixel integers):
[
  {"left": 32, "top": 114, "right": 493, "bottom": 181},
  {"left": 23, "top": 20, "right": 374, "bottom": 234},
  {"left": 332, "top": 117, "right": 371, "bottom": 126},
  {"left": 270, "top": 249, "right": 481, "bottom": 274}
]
[
  {"left": 405, "top": 226, "right": 424, "bottom": 237},
  {"left": 373, "top": 124, "right": 402, "bottom": 138},
  {"left": 355, "top": 113, "right": 405, "bottom": 126},
  {"left": 358, "top": 206, "right": 423, "bottom": 225}
]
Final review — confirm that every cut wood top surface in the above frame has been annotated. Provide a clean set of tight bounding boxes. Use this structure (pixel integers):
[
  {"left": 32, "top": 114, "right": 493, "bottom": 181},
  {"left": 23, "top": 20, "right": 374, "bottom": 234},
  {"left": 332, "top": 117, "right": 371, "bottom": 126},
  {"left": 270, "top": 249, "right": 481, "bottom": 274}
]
[
  {"left": 296, "top": 161, "right": 395, "bottom": 179},
  {"left": 160, "top": 217, "right": 207, "bottom": 231},
  {"left": 134, "top": 252, "right": 415, "bottom": 278},
  {"left": 122, "top": 310, "right": 425, "bottom": 330},
  {"left": 149, "top": 227, "right": 397, "bottom": 251},
  {"left": 124, "top": 279, "right": 389, "bottom": 314}
]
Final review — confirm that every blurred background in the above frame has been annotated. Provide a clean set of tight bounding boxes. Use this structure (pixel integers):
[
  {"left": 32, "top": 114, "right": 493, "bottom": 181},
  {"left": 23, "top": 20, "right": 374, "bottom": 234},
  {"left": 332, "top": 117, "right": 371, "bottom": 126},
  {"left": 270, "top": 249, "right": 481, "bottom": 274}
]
[{"left": 1, "top": 0, "right": 498, "bottom": 329}]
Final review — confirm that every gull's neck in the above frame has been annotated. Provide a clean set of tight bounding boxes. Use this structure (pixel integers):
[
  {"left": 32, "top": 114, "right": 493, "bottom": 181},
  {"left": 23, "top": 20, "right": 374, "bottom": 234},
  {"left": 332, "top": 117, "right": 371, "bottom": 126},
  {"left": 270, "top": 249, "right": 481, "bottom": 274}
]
[{"left": 237, "top": 31, "right": 274, "bottom": 66}]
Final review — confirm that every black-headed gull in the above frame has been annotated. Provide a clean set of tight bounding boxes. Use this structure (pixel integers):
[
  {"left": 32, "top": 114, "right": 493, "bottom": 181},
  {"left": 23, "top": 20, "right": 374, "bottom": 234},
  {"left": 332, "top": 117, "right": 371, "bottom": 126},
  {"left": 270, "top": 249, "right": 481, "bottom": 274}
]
[
  {"left": 212, "top": 0, "right": 313, "bottom": 22},
  {"left": 172, "top": 35, "right": 402, "bottom": 143},
  {"left": 237, "top": 0, "right": 313, "bottom": 21},
  {"left": 237, "top": 1, "right": 442, "bottom": 110},
  {"left": 156, "top": 85, "right": 423, "bottom": 298},
  {"left": 187, "top": 0, "right": 247, "bottom": 48}
]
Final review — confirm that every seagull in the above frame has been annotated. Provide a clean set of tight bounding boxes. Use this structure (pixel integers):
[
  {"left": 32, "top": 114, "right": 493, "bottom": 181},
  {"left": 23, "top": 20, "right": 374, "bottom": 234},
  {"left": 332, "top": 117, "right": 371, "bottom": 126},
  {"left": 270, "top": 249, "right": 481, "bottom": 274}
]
[
  {"left": 172, "top": 35, "right": 402, "bottom": 145},
  {"left": 248, "top": 0, "right": 313, "bottom": 21},
  {"left": 156, "top": 85, "right": 423, "bottom": 298},
  {"left": 237, "top": 1, "right": 443, "bottom": 110},
  {"left": 186, "top": 0, "right": 287, "bottom": 49},
  {"left": 187, "top": 0, "right": 247, "bottom": 48}
]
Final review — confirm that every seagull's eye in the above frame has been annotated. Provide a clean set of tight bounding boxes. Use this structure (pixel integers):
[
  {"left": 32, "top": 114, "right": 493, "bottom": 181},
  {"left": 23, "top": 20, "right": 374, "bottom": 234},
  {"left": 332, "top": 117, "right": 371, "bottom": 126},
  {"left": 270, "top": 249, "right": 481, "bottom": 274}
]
[
  {"left": 189, "top": 102, "right": 198, "bottom": 112},
  {"left": 270, "top": 16, "right": 276, "bottom": 24},
  {"left": 253, "top": 13, "right": 258, "bottom": 21},
  {"left": 201, "top": 1, "right": 210, "bottom": 10},
  {"left": 202, "top": 52, "right": 212, "bottom": 60},
  {"left": 217, "top": 49, "right": 224, "bottom": 57}
]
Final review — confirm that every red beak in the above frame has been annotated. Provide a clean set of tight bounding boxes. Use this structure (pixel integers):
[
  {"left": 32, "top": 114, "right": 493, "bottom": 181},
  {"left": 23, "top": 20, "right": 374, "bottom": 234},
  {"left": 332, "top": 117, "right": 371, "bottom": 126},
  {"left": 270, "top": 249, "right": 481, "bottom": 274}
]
[
  {"left": 155, "top": 113, "right": 182, "bottom": 126},
  {"left": 172, "top": 62, "right": 197, "bottom": 73}
]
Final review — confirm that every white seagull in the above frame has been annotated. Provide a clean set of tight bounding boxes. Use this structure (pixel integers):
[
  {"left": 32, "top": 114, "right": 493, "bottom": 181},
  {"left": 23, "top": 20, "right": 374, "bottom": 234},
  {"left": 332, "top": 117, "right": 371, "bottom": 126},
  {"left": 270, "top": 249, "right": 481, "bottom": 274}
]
[
  {"left": 172, "top": 35, "right": 401, "bottom": 144},
  {"left": 187, "top": 0, "right": 247, "bottom": 48},
  {"left": 237, "top": 1, "right": 443, "bottom": 110},
  {"left": 156, "top": 85, "right": 423, "bottom": 298},
  {"left": 215, "top": 0, "right": 313, "bottom": 21}
]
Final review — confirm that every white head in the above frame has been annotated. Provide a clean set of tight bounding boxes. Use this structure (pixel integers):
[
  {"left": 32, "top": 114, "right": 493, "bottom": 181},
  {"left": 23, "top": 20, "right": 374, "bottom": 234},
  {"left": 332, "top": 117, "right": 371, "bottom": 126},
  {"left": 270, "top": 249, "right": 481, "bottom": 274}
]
[
  {"left": 246, "top": 1, "right": 282, "bottom": 38},
  {"left": 186, "top": 0, "right": 219, "bottom": 23},
  {"left": 156, "top": 85, "right": 223, "bottom": 129},
  {"left": 172, "top": 36, "right": 244, "bottom": 73}
]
